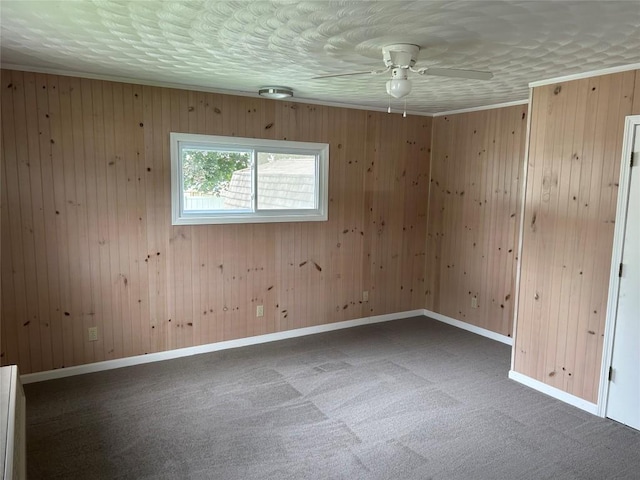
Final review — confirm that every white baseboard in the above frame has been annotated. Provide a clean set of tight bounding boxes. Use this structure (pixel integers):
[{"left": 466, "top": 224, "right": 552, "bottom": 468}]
[
  {"left": 21, "top": 308, "right": 599, "bottom": 418},
  {"left": 508, "top": 370, "right": 598, "bottom": 415},
  {"left": 422, "top": 309, "right": 513, "bottom": 346},
  {"left": 1, "top": 365, "right": 26, "bottom": 480},
  {"left": 21, "top": 309, "right": 425, "bottom": 384}
]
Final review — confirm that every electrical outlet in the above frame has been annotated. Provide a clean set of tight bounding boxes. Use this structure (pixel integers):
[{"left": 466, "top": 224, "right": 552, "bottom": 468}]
[
  {"left": 88, "top": 326, "right": 98, "bottom": 342},
  {"left": 362, "top": 291, "right": 369, "bottom": 302},
  {"left": 256, "top": 305, "right": 264, "bottom": 317},
  {"left": 471, "top": 296, "right": 478, "bottom": 309}
]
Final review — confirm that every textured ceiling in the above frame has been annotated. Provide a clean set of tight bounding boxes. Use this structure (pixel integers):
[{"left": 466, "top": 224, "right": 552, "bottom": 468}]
[{"left": 2, "top": 0, "right": 640, "bottom": 115}]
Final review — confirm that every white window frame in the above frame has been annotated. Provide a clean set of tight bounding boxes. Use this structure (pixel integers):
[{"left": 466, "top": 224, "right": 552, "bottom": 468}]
[{"left": 170, "top": 132, "right": 329, "bottom": 225}]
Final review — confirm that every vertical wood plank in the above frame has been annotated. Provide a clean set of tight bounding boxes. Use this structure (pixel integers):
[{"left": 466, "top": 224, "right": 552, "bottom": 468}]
[
  {"left": 1, "top": 70, "right": 29, "bottom": 371},
  {"left": 632, "top": 70, "right": 640, "bottom": 115},
  {"left": 78, "top": 77, "right": 101, "bottom": 364},
  {"left": 90, "top": 79, "right": 113, "bottom": 363},
  {"left": 133, "top": 84, "right": 151, "bottom": 355},
  {"left": 67, "top": 76, "right": 94, "bottom": 365},
  {"left": 23, "top": 72, "right": 53, "bottom": 370},
  {"left": 102, "top": 81, "right": 123, "bottom": 361}
]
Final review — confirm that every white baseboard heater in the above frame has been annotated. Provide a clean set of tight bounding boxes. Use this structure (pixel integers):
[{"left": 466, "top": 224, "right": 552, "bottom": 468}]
[{"left": 1, "top": 365, "right": 26, "bottom": 480}]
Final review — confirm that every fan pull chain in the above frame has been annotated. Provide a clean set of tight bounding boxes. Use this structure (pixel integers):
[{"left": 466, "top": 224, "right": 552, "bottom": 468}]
[
  {"left": 387, "top": 95, "right": 391, "bottom": 114},
  {"left": 403, "top": 98, "right": 407, "bottom": 118}
]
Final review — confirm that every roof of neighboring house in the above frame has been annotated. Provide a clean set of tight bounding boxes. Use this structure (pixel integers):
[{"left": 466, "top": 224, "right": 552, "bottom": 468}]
[{"left": 222, "top": 159, "right": 316, "bottom": 210}]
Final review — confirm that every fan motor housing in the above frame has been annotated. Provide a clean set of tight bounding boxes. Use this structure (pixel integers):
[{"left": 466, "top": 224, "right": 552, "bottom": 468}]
[
  {"left": 382, "top": 44, "right": 420, "bottom": 68},
  {"left": 390, "top": 67, "right": 409, "bottom": 79}
]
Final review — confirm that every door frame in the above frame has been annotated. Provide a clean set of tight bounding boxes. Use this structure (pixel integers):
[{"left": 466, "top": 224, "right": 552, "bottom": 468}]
[{"left": 597, "top": 114, "right": 640, "bottom": 417}]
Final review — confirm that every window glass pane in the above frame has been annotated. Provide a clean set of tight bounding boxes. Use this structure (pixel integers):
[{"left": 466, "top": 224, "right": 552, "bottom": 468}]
[
  {"left": 181, "top": 147, "right": 252, "bottom": 211},
  {"left": 171, "top": 132, "right": 328, "bottom": 225},
  {"left": 256, "top": 152, "right": 317, "bottom": 210}
]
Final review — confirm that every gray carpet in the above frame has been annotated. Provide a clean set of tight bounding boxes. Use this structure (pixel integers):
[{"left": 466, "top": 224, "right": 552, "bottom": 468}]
[{"left": 24, "top": 316, "right": 640, "bottom": 479}]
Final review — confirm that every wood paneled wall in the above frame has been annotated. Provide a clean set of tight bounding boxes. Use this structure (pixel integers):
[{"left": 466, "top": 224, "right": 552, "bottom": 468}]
[
  {"left": 426, "top": 105, "right": 528, "bottom": 336},
  {"left": 513, "top": 70, "right": 640, "bottom": 403},
  {"left": 0, "top": 70, "right": 431, "bottom": 374}
]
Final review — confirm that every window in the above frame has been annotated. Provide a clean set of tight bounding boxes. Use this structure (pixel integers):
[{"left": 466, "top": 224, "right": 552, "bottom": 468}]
[{"left": 170, "top": 133, "right": 329, "bottom": 225}]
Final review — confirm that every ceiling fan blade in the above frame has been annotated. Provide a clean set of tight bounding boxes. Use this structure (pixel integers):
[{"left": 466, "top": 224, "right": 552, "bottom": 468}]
[
  {"left": 416, "top": 67, "right": 493, "bottom": 81},
  {"left": 312, "top": 71, "right": 374, "bottom": 79},
  {"left": 312, "top": 67, "right": 390, "bottom": 80}
]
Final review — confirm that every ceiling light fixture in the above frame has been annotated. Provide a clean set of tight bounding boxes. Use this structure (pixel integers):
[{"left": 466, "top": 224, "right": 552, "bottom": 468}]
[
  {"left": 385, "top": 68, "right": 412, "bottom": 99},
  {"left": 258, "top": 86, "right": 293, "bottom": 99},
  {"left": 385, "top": 68, "right": 411, "bottom": 117},
  {"left": 386, "top": 78, "right": 412, "bottom": 99}
]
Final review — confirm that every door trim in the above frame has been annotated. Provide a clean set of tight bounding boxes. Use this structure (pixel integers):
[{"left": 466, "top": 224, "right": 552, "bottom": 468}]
[{"left": 597, "top": 114, "right": 640, "bottom": 417}]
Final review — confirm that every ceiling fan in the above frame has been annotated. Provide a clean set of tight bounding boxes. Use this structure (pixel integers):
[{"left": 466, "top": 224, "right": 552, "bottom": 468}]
[{"left": 313, "top": 44, "right": 493, "bottom": 114}]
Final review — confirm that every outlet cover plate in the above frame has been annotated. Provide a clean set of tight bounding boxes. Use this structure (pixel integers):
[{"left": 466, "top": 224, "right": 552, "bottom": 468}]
[{"left": 88, "top": 326, "right": 98, "bottom": 342}]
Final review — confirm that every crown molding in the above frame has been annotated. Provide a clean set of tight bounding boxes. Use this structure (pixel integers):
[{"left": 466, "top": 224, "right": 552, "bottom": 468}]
[
  {"left": 433, "top": 99, "right": 529, "bottom": 117},
  {"left": 0, "top": 63, "right": 433, "bottom": 117},
  {"left": 529, "top": 63, "right": 640, "bottom": 88}
]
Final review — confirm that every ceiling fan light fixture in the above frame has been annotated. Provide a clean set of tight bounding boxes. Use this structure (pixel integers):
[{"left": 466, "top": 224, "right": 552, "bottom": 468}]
[
  {"left": 386, "top": 78, "right": 412, "bottom": 99},
  {"left": 258, "top": 86, "right": 293, "bottom": 99}
]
